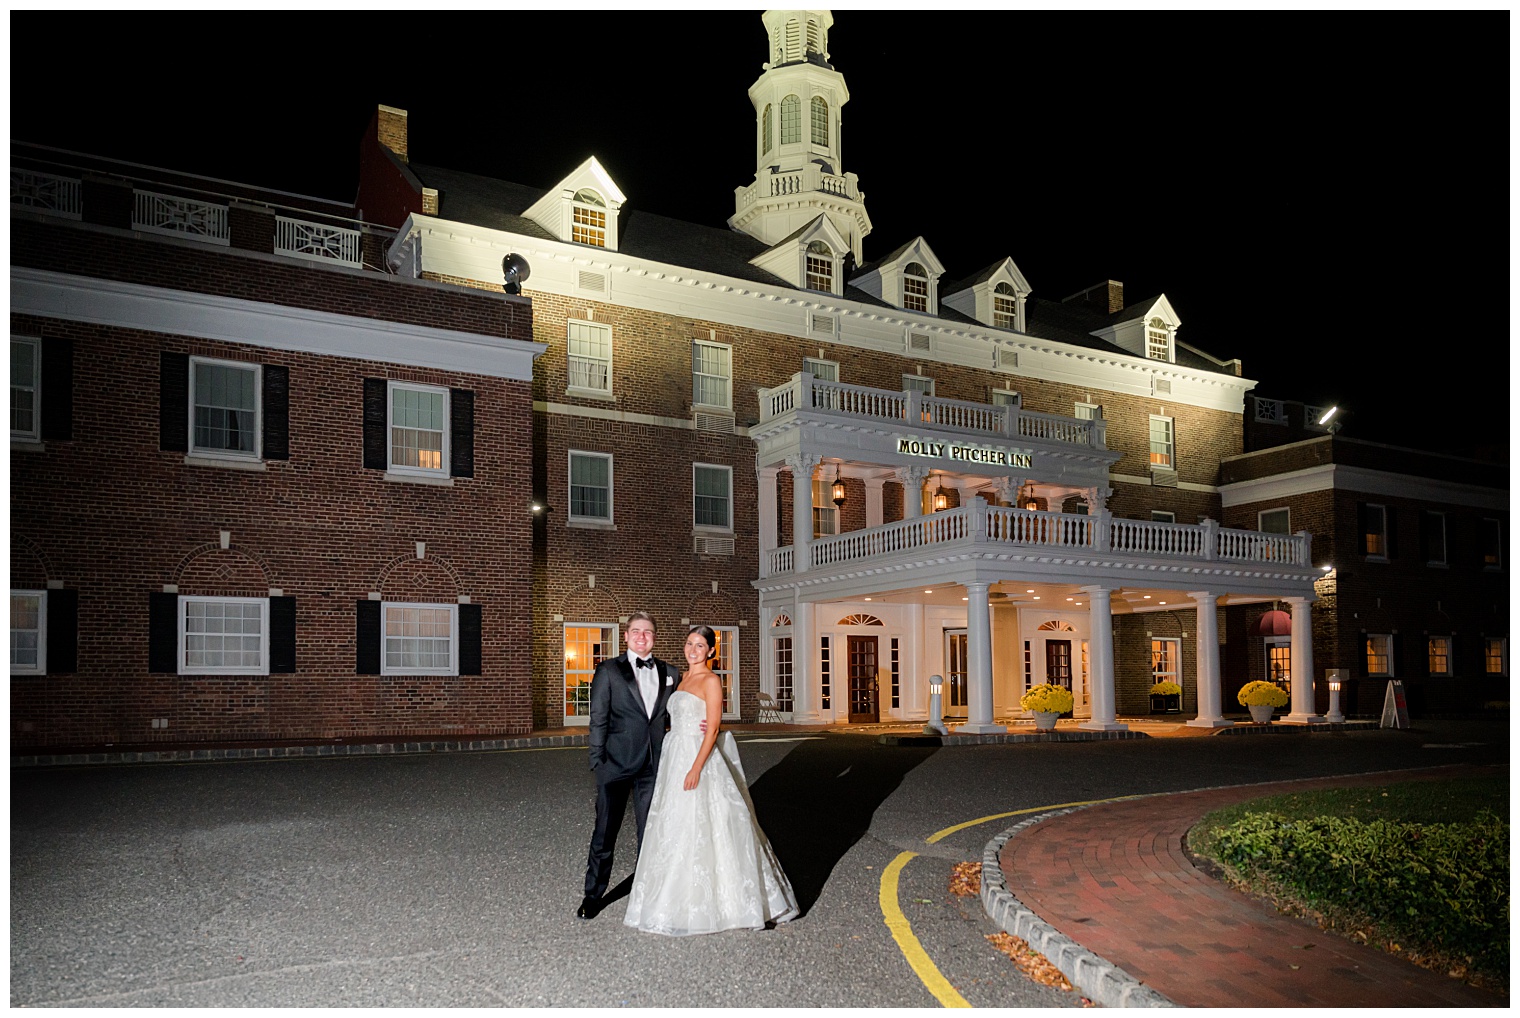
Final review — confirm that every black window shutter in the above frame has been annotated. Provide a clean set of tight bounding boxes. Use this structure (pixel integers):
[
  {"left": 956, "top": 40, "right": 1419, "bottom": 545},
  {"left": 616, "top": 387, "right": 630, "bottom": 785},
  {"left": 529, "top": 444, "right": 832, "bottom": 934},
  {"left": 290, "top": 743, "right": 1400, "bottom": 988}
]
[
  {"left": 160, "top": 353, "right": 189, "bottom": 452},
  {"left": 1385, "top": 507, "right": 1397, "bottom": 560},
  {"left": 262, "top": 365, "right": 290, "bottom": 461},
  {"left": 39, "top": 337, "right": 73, "bottom": 441},
  {"left": 356, "top": 599, "right": 381, "bottom": 674},
  {"left": 46, "top": 588, "right": 78, "bottom": 674},
  {"left": 450, "top": 388, "right": 474, "bottom": 478},
  {"left": 363, "top": 378, "right": 387, "bottom": 470},
  {"left": 149, "top": 592, "right": 179, "bottom": 672},
  {"left": 459, "top": 603, "right": 482, "bottom": 675},
  {"left": 269, "top": 596, "right": 296, "bottom": 673}
]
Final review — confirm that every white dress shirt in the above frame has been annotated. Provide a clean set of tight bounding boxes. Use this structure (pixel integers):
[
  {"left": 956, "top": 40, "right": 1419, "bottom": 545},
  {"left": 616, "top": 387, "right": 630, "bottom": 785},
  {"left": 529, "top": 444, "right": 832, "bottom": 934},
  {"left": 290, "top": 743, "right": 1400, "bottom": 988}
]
[{"left": 631, "top": 651, "right": 658, "bottom": 718}]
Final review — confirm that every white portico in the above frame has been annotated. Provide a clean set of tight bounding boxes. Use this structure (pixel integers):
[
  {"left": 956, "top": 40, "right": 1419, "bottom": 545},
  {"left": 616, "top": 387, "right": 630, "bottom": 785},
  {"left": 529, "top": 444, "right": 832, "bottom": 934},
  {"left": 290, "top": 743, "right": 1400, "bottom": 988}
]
[{"left": 751, "top": 373, "right": 1323, "bottom": 730}]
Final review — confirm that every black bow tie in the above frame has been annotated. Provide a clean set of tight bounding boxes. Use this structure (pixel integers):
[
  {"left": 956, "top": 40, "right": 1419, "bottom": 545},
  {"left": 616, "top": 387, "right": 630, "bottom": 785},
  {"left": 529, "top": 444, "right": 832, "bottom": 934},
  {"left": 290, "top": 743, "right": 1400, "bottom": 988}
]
[{"left": 634, "top": 658, "right": 654, "bottom": 671}]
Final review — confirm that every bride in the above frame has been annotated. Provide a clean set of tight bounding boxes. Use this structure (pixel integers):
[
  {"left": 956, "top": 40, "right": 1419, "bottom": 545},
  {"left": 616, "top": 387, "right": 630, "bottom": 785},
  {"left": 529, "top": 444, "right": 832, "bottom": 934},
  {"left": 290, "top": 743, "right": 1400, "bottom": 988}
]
[{"left": 623, "top": 625, "right": 798, "bottom": 936}]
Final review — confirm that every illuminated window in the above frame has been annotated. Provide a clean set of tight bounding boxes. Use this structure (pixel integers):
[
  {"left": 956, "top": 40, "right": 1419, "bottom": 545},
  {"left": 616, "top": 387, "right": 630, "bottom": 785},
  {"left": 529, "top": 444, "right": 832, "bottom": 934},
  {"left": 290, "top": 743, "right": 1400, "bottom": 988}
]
[
  {"left": 773, "top": 635, "right": 793, "bottom": 712},
  {"left": 1428, "top": 636, "right": 1451, "bottom": 676},
  {"left": 1361, "top": 504, "right": 1388, "bottom": 559},
  {"left": 781, "top": 95, "right": 801, "bottom": 144},
  {"left": 1485, "top": 637, "right": 1506, "bottom": 675},
  {"left": 564, "top": 623, "right": 615, "bottom": 721},
  {"left": 1151, "top": 638, "right": 1181, "bottom": 685},
  {"left": 566, "top": 319, "right": 612, "bottom": 394},
  {"left": 12, "top": 337, "right": 40, "bottom": 441},
  {"left": 571, "top": 189, "right": 606, "bottom": 247},
  {"left": 819, "top": 635, "right": 831, "bottom": 709},
  {"left": 711, "top": 626, "right": 740, "bottom": 717},
  {"left": 761, "top": 103, "right": 772, "bottom": 154},
  {"left": 1146, "top": 317, "right": 1170, "bottom": 360},
  {"left": 811, "top": 96, "right": 829, "bottom": 146},
  {"left": 181, "top": 596, "right": 268, "bottom": 675},
  {"left": 812, "top": 476, "right": 838, "bottom": 537},
  {"left": 383, "top": 602, "right": 457, "bottom": 675},
  {"left": 903, "top": 262, "right": 929, "bottom": 312},
  {"left": 993, "top": 283, "right": 1018, "bottom": 330},
  {"left": 1149, "top": 415, "right": 1174, "bottom": 469},
  {"left": 1265, "top": 637, "right": 1291, "bottom": 691},
  {"left": 1365, "top": 634, "right": 1393, "bottom": 677},
  {"left": 805, "top": 241, "right": 834, "bottom": 291},
  {"left": 389, "top": 381, "right": 448, "bottom": 476},
  {"left": 1482, "top": 518, "right": 1503, "bottom": 569}
]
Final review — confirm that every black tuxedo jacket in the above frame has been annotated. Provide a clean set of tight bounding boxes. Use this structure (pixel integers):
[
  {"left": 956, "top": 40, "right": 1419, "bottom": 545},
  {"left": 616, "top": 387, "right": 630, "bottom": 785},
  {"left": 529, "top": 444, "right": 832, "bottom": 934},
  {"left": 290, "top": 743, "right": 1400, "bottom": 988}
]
[{"left": 587, "top": 654, "right": 674, "bottom": 783}]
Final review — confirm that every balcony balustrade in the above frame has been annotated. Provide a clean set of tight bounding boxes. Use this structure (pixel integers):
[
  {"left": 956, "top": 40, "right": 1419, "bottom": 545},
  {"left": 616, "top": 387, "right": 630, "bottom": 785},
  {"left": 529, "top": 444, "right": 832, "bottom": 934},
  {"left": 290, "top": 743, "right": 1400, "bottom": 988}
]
[
  {"left": 735, "top": 166, "right": 861, "bottom": 210},
  {"left": 762, "top": 502, "right": 1310, "bottom": 579},
  {"left": 132, "top": 189, "right": 229, "bottom": 244},
  {"left": 759, "top": 372, "right": 1107, "bottom": 449},
  {"left": 11, "top": 170, "right": 81, "bottom": 219},
  {"left": 275, "top": 216, "right": 363, "bottom": 267}
]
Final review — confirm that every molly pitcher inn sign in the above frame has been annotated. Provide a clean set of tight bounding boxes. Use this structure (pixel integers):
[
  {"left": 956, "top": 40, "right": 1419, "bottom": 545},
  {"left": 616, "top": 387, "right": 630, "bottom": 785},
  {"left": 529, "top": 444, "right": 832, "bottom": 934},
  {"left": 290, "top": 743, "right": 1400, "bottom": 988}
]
[{"left": 896, "top": 435, "right": 1033, "bottom": 469}]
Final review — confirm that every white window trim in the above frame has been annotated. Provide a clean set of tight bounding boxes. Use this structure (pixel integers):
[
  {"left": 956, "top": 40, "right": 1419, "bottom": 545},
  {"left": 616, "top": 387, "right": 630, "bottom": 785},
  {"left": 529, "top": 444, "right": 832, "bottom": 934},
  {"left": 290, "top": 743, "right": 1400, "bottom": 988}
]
[
  {"left": 1428, "top": 635, "right": 1452, "bottom": 677},
  {"left": 11, "top": 589, "right": 46, "bottom": 676},
  {"left": 566, "top": 319, "right": 613, "bottom": 399},
  {"left": 178, "top": 595, "right": 269, "bottom": 676},
  {"left": 1258, "top": 507, "right": 1291, "bottom": 534},
  {"left": 693, "top": 462, "right": 734, "bottom": 533},
  {"left": 563, "top": 621, "right": 618, "bottom": 725},
  {"left": 1075, "top": 402, "right": 1102, "bottom": 420},
  {"left": 692, "top": 339, "right": 733, "bottom": 411},
  {"left": 901, "top": 374, "right": 935, "bottom": 397},
  {"left": 991, "top": 388, "right": 1021, "bottom": 409},
  {"left": 812, "top": 477, "right": 840, "bottom": 537},
  {"left": 1366, "top": 633, "right": 1394, "bottom": 677},
  {"left": 387, "top": 379, "right": 450, "bottom": 479},
  {"left": 567, "top": 450, "right": 614, "bottom": 527},
  {"left": 1151, "top": 510, "right": 1176, "bottom": 524},
  {"left": 12, "top": 336, "right": 41, "bottom": 443},
  {"left": 188, "top": 355, "right": 262, "bottom": 462},
  {"left": 714, "top": 625, "right": 741, "bottom": 719},
  {"left": 1149, "top": 415, "right": 1175, "bottom": 471},
  {"left": 381, "top": 601, "right": 459, "bottom": 677},
  {"left": 803, "top": 356, "right": 839, "bottom": 382},
  {"left": 1151, "top": 637, "right": 1182, "bottom": 684}
]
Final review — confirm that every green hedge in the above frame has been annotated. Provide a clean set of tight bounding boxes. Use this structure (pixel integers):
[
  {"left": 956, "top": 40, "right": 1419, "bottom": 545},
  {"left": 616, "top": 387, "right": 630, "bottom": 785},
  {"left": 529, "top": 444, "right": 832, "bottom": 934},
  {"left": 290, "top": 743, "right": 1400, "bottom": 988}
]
[{"left": 1211, "top": 810, "right": 1509, "bottom": 974}]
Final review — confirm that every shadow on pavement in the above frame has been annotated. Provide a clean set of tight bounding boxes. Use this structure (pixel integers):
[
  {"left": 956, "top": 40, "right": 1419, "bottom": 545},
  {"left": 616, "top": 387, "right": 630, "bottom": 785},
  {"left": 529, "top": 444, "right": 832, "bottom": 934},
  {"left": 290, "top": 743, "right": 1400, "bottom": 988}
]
[{"left": 748, "top": 736, "right": 938, "bottom": 916}]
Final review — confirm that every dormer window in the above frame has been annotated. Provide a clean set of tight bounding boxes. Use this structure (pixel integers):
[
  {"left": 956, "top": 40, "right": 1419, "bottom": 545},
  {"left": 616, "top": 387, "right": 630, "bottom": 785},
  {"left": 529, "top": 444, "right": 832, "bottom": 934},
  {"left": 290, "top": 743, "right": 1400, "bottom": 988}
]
[
  {"left": 571, "top": 189, "right": 606, "bottom": 248},
  {"left": 806, "top": 241, "right": 834, "bottom": 291},
  {"left": 1146, "top": 317, "right": 1171, "bottom": 361},
  {"left": 993, "top": 283, "right": 1018, "bottom": 330},
  {"left": 811, "top": 96, "right": 829, "bottom": 146},
  {"left": 903, "top": 263, "right": 930, "bottom": 312},
  {"left": 781, "top": 95, "right": 801, "bottom": 145}
]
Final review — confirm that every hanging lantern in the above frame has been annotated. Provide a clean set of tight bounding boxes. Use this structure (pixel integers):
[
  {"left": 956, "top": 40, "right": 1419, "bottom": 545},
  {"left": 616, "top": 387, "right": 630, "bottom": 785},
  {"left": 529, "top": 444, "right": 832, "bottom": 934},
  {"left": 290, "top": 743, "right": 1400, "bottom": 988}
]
[{"left": 831, "top": 465, "right": 846, "bottom": 508}]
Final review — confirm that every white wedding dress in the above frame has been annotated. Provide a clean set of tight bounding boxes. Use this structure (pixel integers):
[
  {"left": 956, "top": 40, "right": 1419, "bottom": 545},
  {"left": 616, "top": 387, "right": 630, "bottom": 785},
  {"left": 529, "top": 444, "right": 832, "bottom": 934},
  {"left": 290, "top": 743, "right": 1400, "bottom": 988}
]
[{"left": 623, "top": 691, "right": 799, "bottom": 936}]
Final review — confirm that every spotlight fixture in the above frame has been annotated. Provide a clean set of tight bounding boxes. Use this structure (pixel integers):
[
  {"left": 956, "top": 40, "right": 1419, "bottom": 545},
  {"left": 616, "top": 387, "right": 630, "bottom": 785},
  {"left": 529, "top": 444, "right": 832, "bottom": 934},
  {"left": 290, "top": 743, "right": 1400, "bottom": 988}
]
[{"left": 502, "top": 253, "right": 531, "bottom": 295}]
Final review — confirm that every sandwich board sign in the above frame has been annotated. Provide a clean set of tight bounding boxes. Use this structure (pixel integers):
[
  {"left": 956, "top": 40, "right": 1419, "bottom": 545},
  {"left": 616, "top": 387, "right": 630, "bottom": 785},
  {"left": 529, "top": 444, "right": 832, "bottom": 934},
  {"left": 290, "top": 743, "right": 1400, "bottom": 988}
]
[{"left": 1379, "top": 680, "right": 1409, "bottom": 729}]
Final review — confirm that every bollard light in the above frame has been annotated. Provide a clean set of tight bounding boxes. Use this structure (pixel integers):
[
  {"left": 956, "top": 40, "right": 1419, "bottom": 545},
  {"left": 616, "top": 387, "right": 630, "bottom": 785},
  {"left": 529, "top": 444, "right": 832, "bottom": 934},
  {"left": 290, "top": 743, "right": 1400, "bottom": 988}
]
[
  {"left": 1325, "top": 668, "right": 1346, "bottom": 724},
  {"left": 923, "top": 674, "right": 948, "bottom": 736}
]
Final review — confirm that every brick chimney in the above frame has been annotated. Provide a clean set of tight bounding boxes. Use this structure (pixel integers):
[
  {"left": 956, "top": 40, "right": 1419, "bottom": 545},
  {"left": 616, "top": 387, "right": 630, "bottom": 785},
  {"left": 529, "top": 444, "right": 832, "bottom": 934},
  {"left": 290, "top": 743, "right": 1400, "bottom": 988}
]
[
  {"left": 1062, "top": 280, "right": 1125, "bottom": 314},
  {"left": 376, "top": 105, "right": 408, "bottom": 163}
]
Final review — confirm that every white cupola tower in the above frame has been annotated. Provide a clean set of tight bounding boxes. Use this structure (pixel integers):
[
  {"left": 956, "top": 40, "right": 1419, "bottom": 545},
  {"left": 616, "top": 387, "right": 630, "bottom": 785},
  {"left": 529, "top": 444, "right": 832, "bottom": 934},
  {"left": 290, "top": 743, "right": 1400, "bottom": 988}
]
[{"left": 730, "top": 9, "right": 872, "bottom": 265}]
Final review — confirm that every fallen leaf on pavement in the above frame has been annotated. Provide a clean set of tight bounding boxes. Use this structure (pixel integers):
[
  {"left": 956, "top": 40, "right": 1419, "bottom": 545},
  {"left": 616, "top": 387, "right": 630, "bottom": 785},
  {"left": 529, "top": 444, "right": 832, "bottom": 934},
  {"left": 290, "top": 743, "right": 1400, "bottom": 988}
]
[
  {"left": 949, "top": 861, "right": 980, "bottom": 897},
  {"left": 986, "top": 932, "right": 1073, "bottom": 992}
]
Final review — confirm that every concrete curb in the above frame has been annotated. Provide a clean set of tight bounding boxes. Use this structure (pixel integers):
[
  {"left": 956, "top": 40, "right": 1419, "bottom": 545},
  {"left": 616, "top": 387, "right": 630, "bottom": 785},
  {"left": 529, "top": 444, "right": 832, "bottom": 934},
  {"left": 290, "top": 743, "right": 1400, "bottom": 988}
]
[
  {"left": 10, "top": 733, "right": 591, "bottom": 768},
  {"left": 981, "top": 806, "right": 1178, "bottom": 1009}
]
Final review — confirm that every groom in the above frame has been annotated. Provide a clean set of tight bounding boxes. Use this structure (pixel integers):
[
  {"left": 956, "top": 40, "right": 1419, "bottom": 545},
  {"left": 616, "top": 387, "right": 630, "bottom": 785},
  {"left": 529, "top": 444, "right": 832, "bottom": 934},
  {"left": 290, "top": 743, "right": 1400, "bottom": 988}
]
[{"left": 579, "top": 611, "right": 675, "bottom": 919}]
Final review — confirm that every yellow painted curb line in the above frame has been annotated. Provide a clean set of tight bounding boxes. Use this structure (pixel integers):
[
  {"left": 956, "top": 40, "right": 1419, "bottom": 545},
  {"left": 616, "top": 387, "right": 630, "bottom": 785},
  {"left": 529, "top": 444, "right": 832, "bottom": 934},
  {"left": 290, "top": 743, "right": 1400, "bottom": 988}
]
[
  {"left": 881, "top": 851, "right": 972, "bottom": 1008},
  {"left": 926, "top": 797, "right": 1138, "bottom": 843}
]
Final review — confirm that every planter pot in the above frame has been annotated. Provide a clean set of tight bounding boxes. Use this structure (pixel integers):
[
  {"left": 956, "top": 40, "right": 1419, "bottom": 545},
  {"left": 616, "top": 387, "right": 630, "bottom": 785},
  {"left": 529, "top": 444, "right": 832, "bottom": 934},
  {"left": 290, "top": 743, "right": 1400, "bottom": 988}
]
[
  {"left": 1150, "top": 694, "right": 1181, "bottom": 714},
  {"left": 1032, "top": 711, "right": 1060, "bottom": 731},
  {"left": 1248, "top": 703, "right": 1276, "bottom": 724}
]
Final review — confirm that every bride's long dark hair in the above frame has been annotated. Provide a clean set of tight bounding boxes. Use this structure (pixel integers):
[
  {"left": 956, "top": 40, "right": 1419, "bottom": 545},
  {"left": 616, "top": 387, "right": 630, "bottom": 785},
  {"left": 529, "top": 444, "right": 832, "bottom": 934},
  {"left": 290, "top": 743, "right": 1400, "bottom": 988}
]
[{"left": 687, "top": 625, "right": 718, "bottom": 662}]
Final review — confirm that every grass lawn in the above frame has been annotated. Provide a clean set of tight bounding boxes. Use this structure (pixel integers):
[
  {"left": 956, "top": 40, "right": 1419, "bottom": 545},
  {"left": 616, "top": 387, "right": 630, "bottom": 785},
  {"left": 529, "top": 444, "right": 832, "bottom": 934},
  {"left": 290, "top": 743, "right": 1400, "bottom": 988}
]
[{"left": 1188, "top": 773, "right": 1509, "bottom": 993}]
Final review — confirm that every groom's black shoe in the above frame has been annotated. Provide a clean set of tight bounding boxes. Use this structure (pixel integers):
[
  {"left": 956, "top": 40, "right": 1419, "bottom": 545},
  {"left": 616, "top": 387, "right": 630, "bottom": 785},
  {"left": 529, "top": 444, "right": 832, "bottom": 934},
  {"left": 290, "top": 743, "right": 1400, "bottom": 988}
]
[{"left": 577, "top": 895, "right": 601, "bottom": 919}]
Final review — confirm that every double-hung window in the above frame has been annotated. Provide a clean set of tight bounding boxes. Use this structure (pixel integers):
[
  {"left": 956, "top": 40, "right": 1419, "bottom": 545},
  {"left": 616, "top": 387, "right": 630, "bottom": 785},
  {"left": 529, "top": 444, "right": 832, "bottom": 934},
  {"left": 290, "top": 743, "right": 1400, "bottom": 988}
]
[
  {"left": 11, "top": 590, "right": 46, "bottom": 675},
  {"left": 812, "top": 477, "right": 839, "bottom": 537},
  {"left": 389, "top": 381, "right": 448, "bottom": 477},
  {"left": 1485, "top": 637, "right": 1507, "bottom": 675},
  {"left": 1428, "top": 636, "right": 1451, "bottom": 677},
  {"left": 566, "top": 320, "right": 612, "bottom": 396},
  {"left": 383, "top": 602, "right": 458, "bottom": 675},
  {"left": 1365, "top": 634, "right": 1393, "bottom": 677},
  {"left": 571, "top": 189, "right": 606, "bottom": 247},
  {"left": 903, "top": 263, "right": 929, "bottom": 312},
  {"left": 564, "top": 623, "right": 615, "bottom": 723},
  {"left": 692, "top": 341, "right": 732, "bottom": 410},
  {"left": 191, "top": 356, "right": 260, "bottom": 460},
  {"left": 694, "top": 464, "right": 733, "bottom": 531},
  {"left": 1482, "top": 518, "right": 1503, "bottom": 570},
  {"left": 181, "top": 596, "right": 269, "bottom": 675},
  {"left": 1361, "top": 504, "right": 1389, "bottom": 559},
  {"left": 993, "top": 283, "right": 1018, "bottom": 330},
  {"left": 12, "top": 337, "right": 40, "bottom": 442},
  {"left": 568, "top": 451, "right": 613, "bottom": 524},
  {"left": 1149, "top": 415, "right": 1175, "bottom": 469},
  {"left": 1146, "top": 318, "right": 1171, "bottom": 361},
  {"left": 1423, "top": 511, "right": 1447, "bottom": 566},
  {"left": 805, "top": 241, "right": 834, "bottom": 292},
  {"left": 803, "top": 356, "right": 838, "bottom": 383}
]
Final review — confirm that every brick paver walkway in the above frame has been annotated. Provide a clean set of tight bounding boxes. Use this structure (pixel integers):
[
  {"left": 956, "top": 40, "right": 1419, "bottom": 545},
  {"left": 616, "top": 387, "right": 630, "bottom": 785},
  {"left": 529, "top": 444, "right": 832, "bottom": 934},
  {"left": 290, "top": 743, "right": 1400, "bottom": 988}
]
[{"left": 999, "top": 767, "right": 1506, "bottom": 1008}]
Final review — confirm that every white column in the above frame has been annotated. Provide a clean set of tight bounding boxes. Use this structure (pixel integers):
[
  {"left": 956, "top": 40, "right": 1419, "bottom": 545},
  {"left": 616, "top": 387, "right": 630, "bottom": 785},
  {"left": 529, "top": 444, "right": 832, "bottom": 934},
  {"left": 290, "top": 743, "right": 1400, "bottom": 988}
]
[
  {"left": 1080, "top": 585, "right": 1127, "bottom": 731},
  {"left": 790, "top": 599, "right": 821, "bottom": 723},
  {"left": 786, "top": 453, "right": 820, "bottom": 573},
  {"left": 905, "top": 601, "right": 926, "bottom": 720},
  {"left": 757, "top": 466, "right": 779, "bottom": 575},
  {"left": 958, "top": 581, "right": 1006, "bottom": 734},
  {"left": 1283, "top": 595, "right": 1320, "bottom": 724},
  {"left": 1186, "top": 590, "right": 1233, "bottom": 728},
  {"left": 863, "top": 476, "right": 885, "bottom": 530},
  {"left": 896, "top": 465, "right": 930, "bottom": 518}
]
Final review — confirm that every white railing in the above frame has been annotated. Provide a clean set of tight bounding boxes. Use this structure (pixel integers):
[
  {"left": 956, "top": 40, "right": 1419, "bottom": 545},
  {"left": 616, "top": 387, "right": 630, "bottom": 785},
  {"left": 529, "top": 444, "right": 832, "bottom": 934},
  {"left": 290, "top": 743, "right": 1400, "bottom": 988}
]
[
  {"left": 274, "top": 216, "right": 362, "bottom": 267},
  {"left": 736, "top": 165, "right": 861, "bottom": 210},
  {"left": 11, "top": 170, "right": 81, "bottom": 219},
  {"left": 760, "top": 502, "right": 1312, "bottom": 577},
  {"left": 133, "top": 190, "right": 229, "bottom": 244},
  {"left": 758, "top": 373, "right": 1105, "bottom": 449}
]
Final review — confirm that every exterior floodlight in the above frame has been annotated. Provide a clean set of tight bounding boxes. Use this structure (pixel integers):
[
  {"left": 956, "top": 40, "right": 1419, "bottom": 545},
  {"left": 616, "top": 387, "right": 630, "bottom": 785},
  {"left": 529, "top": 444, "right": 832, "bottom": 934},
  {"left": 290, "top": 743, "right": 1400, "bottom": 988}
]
[{"left": 1318, "top": 405, "right": 1339, "bottom": 426}]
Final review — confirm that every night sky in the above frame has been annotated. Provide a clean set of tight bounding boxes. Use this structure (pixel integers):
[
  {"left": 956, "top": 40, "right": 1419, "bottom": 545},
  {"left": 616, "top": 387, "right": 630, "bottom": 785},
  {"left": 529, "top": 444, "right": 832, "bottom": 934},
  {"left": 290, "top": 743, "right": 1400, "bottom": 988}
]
[{"left": 11, "top": 11, "right": 1509, "bottom": 457}]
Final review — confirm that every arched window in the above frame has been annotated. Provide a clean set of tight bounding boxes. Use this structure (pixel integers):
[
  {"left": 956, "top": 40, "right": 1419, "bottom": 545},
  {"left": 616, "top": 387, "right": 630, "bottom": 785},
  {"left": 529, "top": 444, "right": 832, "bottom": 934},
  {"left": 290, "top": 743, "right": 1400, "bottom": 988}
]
[
  {"left": 994, "top": 282, "right": 1018, "bottom": 330},
  {"left": 761, "top": 103, "right": 772, "bottom": 154},
  {"left": 780, "top": 95, "right": 801, "bottom": 145},
  {"left": 811, "top": 96, "right": 829, "bottom": 146},
  {"left": 1037, "top": 620, "right": 1076, "bottom": 631},
  {"left": 1147, "top": 317, "right": 1170, "bottom": 360},
  {"left": 838, "top": 613, "right": 884, "bottom": 627},
  {"left": 571, "top": 189, "right": 606, "bottom": 247},
  {"left": 806, "top": 241, "right": 833, "bottom": 291},
  {"left": 903, "top": 262, "right": 929, "bottom": 312},
  {"left": 772, "top": 613, "right": 792, "bottom": 628}
]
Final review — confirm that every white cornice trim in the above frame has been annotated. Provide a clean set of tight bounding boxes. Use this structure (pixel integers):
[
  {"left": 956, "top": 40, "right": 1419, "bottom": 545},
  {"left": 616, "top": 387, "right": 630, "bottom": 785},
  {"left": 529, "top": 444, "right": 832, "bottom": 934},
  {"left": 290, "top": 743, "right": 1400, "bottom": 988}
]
[
  {"left": 1220, "top": 463, "right": 1509, "bottom": 511},
  {"left": 11, "top": 267, "right": 545, "bottom": 381}
]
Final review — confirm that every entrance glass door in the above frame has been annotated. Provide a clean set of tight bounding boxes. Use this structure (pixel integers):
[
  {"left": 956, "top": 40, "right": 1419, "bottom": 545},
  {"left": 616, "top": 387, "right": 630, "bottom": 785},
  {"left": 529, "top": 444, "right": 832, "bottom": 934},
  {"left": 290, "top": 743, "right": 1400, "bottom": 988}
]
[
  {"left": 944, "top": 629, "right": 968, "bottom": 718},
  {"left": 847, "top": 635, "right": 879, "bottom": 723},
  {"left": 1046, "top": 640, "right": 1073, "bottom": 717}
]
